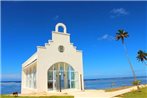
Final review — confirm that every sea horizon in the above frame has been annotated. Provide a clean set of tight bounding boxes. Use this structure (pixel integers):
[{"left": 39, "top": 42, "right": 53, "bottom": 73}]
[{"left": 1, "top": 75, "right": 146, "bottom": 82}]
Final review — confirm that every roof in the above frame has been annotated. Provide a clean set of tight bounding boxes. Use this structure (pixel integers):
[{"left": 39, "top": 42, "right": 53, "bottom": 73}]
[{"left": 22, "top": 52, "right": 37, "bottom": 68}]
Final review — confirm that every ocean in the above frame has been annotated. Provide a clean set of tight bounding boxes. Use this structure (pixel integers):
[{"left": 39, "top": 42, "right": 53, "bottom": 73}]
[{"left": 0, "top": 76, "right": 147, "bottom": 94}]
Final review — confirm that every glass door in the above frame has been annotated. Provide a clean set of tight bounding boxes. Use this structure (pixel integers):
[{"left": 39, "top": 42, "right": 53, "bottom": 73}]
[
  {"left": 48, "top": 62, "right": 78, "bottom": 91},
  {"left": 60, "top": 63, "right": 64, "bottom": 89},
  {"left": 48, "top": 70, "right": 53, "bottom": 90},
  {"left": 60, "top": 71, "right": 64, "bottom": 89}
]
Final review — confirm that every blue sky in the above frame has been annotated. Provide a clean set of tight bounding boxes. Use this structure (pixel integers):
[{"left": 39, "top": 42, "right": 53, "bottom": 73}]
[{"left": 1, "top": 1, "right": 147, "bottom": 81}]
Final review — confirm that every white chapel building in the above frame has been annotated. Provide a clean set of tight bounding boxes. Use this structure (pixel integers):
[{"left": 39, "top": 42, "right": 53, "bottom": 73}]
[{"left": 21, "top": 23, "right": 84, "bottom": 94}]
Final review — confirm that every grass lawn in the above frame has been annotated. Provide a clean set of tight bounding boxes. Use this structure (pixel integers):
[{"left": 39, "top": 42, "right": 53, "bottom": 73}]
[
  {"left": 117, "top": 87, "right": 147, "bottom": 98},
  {"left": 0, "top": 95, "right": 74, "bottom": 98}
]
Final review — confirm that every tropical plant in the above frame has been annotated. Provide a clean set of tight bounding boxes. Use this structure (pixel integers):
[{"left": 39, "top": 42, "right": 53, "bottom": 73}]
[
  {"left": 116, "top": 29, "right": 136, "bottom": 81},
  {"left": 136, "top": 50, "right": 147, "bottom": 66},
  {"left": 132, "top": 80, "right": 141, "bottom": 91},
  {"left": 132, "top": 80, "right": 141, "bottom": 86},
  {"left": 115, "top": 29, "right": 140, "bottom": 90}
]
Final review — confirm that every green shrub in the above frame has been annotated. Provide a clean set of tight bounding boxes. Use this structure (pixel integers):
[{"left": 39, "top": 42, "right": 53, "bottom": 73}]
[{"left": 132, "top": 80, "right": 141, "bottom": 86}]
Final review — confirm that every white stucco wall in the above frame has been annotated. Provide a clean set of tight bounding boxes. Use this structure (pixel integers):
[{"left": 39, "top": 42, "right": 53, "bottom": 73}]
[
  {"left": 36, "top": 31, "right": 84, "bottom": 92},
  {"left": 21, "top": 23, "right": 84, "bottom": 94}
]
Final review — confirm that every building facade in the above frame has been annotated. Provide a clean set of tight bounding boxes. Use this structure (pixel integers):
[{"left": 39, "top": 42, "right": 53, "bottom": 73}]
[{"left": 21, "top": 23, "right": 84, "bottom": 94}]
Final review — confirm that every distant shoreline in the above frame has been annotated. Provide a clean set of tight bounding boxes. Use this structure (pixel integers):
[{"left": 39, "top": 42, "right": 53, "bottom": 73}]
[
  {"left": 1, "top": 75, "right": 147, "bottom": 82},
  {"left": 84, "top": 75, "right": 147, "bottom": 81}
]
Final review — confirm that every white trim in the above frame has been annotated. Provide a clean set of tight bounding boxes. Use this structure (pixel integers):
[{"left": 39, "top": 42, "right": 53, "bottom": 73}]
[
  {"left": 22, "top": 53, "right": 37, "bottom": 67},
  {"left": 52, "top": 31, "right": 70, "bottom": 36},
  {"left": 55, "top": 23, "right": 67, "bottom": 34},
  {"left": 37, "top": 46, "right": 46, "bottom": 49}
]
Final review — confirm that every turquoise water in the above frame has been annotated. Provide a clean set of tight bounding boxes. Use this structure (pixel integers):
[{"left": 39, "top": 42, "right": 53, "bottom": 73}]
[{"left": 1, "top": 76, "right": 147, "bottom": 94}]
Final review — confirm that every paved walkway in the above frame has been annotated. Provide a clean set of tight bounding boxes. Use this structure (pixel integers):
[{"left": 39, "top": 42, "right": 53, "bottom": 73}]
[
  {"left": 70, "top": 84, "right": 147, "bottom": 98},
  {"left": 19, "top": 84, "right": 147, "bottom": 98}
]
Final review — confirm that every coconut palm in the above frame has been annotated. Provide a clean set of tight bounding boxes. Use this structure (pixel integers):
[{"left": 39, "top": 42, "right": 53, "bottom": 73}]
[
  {"left": 116, "top": 29, "right": 137, "bottom": 81},
  {"left": 136, "top": 50, "right": 147, "bottom": 66}
]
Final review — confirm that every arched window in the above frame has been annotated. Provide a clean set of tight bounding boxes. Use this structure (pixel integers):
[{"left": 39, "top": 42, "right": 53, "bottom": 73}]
[{"left": 47, "top": 62, "right": 78, "bottom": 90}]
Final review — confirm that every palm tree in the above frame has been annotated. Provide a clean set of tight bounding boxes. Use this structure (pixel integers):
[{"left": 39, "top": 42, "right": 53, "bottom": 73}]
[
  {"left": 136, "top": 50, "right": 147, "bottom": 66},
  {"left": 116, "top": 29, "right": 137, "bottom": 81}
]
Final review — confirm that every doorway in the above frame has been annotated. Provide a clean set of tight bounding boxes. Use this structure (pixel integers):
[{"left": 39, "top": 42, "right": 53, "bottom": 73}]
[{"left": 47, "top": 62, "right": 78, "bottom": 91}]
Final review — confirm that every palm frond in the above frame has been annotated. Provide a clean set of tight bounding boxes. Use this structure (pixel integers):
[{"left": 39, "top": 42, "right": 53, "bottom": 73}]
[
  {"left": 136, "top": 50, "right": 147, "bottom": 62},
  {"left": 116, "top": 35, "right": 121, "bottom": 40},
  {"left": 118, "top": 29, "right": 124, "bottom": 33},
  {"left": 124, "top": 32, "right": 129, "bottom": 38}
]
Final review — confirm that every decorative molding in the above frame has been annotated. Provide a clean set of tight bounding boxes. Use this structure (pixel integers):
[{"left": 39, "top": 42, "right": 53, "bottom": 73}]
[
  {"left": 45, "top": 43, "right": 50, "bottom": 47},
  {"left": 52, "top": 31, "right": 70, "bottom": 36},
  {"left": 37, "top": 46, "right": 46, "bottom": 49}
]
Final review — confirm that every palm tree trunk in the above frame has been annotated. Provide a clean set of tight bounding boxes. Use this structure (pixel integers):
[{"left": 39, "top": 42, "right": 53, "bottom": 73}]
[
  {"left": 123, "top": 43, "right": 137, "bottom": 81},
  {"left": 123, "top": 43, "right": 140, "bottom": 91}
]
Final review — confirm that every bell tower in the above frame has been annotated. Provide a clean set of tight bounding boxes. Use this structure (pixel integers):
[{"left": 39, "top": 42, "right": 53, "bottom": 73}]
[
  {"left": 55, "top": 23, "right": 67, "bottom": 34},
  {"left": 52, "top": 23, "right": 70, "bottom": 43}
]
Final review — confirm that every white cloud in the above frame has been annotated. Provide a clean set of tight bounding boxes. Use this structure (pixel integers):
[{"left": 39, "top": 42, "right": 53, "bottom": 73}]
[
  {"left": 98, "top": 34, "right": 114, "bottom": 41},
  {"left": 111, "top": 8, "right": 128, "bottom": 15},
  {"left": 53, "top": 15, "right": 59, "bottom": 20},
  {"left": 110, "top": 8, "right": 129, "bottom": 18}
]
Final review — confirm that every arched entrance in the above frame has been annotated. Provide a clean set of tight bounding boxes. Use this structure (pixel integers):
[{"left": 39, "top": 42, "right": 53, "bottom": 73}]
[{"left": 47, "top": 62, "right": 78, "bottom": 91}]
